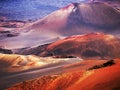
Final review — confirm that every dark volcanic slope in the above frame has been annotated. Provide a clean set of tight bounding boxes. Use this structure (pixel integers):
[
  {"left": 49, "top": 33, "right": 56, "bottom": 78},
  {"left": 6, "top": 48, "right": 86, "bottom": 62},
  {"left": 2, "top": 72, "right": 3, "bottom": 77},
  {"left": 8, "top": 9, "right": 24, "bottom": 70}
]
[
  {"left": 0, "top": 48, "right": 13, "bottom": 54},
  {"left": 39, "top": 33, "right": 120, "bottom": 59},
  {"left": 15, "top": 43, "right": 50, "bottom": 55}
]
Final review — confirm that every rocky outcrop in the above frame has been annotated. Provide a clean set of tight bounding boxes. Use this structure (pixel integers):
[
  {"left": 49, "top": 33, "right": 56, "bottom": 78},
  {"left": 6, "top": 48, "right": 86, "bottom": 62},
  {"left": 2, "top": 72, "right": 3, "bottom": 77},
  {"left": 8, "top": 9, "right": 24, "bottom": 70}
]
[
  {"left": 0, "top": 48, "right": 13, "bottom": 54},
  {"left": 87, "top": 59, "right": 115, "bottom": 70}
]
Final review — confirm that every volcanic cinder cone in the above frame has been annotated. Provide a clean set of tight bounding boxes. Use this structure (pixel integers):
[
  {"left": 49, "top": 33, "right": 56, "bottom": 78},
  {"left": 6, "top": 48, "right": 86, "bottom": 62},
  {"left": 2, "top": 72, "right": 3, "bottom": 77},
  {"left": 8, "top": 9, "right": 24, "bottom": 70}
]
[
  {"left": 0, "top": 2, "right": 120, "bottom": 49},
  {"left": 40, "top": 33, "right": 120, "bottom": 59},
  {"left": 22, "top": 2, "right": 120, "bottom": 36}
]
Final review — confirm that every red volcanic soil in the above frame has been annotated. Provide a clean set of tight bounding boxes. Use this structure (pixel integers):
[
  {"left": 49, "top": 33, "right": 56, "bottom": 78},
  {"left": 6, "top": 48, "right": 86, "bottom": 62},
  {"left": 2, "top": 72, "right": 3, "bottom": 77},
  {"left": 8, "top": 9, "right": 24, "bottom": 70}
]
[
  {"left": 40, "top": 33, "right": 120, "bottom": 59},
  {"left": 68, "top": 59, "right": 120, "bottom": 90},
  {"left": 7, "top": 59, "right": 120, "bottom": 90}
]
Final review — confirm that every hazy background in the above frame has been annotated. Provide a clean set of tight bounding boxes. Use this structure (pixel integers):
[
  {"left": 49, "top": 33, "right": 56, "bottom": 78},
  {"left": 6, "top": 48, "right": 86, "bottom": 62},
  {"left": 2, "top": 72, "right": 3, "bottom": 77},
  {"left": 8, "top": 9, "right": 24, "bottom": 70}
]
[{"left": 0, "top": 0, "right": 86, "bottom": 21}]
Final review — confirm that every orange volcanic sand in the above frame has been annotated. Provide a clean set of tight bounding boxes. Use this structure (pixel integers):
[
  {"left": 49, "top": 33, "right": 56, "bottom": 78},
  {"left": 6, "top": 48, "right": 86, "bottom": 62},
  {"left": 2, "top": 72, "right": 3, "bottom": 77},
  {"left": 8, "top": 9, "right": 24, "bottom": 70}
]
[{"left": 7, "top": 59, "right": 120, "bottom": 90}]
